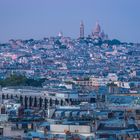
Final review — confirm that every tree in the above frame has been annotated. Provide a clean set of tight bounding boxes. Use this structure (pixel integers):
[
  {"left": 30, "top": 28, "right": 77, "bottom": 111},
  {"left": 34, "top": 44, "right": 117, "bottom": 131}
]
[{"left": 0, "top": 74, "right": 46, "bottom": 87}]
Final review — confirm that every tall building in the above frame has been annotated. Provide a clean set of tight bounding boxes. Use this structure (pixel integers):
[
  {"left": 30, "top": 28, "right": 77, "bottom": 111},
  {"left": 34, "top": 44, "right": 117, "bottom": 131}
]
[
  {"left": 92, "top": 21, "right": 101, "bottom": 38},
  {"left": 91, "top": 21, "right": 109, "bottom": 40},
  {"left": 80, "top": 21, "right": 84, "bottom": 38}
]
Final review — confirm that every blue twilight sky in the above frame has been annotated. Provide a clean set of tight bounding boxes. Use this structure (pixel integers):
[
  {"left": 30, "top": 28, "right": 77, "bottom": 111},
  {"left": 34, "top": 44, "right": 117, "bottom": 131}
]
[{"left": 0, "top": 0, "right": 140, "bottom": 43}]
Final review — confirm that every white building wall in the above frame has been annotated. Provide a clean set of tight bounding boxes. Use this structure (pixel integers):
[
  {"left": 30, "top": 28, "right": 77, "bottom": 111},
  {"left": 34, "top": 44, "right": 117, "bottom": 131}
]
[{"left": 50, "top": 124, "right": 91, "bottom": 133}]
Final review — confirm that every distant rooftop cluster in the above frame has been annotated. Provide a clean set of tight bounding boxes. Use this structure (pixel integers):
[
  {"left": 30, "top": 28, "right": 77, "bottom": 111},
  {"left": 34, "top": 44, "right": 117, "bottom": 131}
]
[{"left": 0, "top": 22, "right": 140, "bottom": 140}]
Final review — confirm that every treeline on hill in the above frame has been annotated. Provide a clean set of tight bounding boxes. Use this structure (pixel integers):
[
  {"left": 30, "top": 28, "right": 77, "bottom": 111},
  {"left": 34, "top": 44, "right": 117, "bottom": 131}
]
[
  {"left": 0, "top": 75, "right": 46, "bottom": 87},
  {"left": 81, "top": 38, "right": 122, "bottom": 46}
]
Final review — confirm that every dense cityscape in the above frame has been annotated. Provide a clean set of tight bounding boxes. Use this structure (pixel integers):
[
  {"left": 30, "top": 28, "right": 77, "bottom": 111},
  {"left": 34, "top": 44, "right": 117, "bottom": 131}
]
[{"left": 0, "top": 21, "right": 140, "bottom": 140}]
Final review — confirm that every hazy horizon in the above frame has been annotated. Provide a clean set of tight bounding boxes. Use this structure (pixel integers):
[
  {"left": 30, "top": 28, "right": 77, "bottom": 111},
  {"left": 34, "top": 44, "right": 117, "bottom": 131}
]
[{"left": 0, "top": 0, "right": 140, "bottom": 43}]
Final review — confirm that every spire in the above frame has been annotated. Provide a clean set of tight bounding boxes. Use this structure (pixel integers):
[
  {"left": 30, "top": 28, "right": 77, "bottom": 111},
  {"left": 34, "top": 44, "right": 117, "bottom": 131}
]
[{"left": 80, "top": 20, "right": 84, "bottom": 26}]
